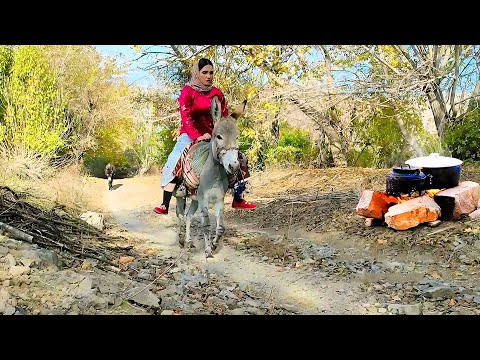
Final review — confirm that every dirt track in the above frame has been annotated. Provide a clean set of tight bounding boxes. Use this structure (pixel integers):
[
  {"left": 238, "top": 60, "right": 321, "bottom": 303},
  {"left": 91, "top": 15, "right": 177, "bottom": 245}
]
[{"left": 82, "top": 165, "right": 480, "bottom": 314}]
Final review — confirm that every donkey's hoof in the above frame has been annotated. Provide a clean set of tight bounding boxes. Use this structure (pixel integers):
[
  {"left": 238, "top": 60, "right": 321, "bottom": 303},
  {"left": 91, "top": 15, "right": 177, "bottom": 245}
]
[
  {"left": 205, "top": 247, "right": 214, "bottom": 258},
  {"left": 178, "top": 237, "right": 185, "bottom": 247}
]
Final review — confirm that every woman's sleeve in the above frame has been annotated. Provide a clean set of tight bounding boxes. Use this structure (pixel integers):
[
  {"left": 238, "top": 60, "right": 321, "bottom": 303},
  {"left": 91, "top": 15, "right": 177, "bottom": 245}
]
[{"left": 178, "top": 87, "right": 202, "bottom": 141}]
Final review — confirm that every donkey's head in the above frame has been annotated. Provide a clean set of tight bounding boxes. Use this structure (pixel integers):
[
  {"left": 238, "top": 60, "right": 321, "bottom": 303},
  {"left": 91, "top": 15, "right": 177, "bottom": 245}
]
[{"left": 210, "top": 96, "right": 245, "bottom": 175}]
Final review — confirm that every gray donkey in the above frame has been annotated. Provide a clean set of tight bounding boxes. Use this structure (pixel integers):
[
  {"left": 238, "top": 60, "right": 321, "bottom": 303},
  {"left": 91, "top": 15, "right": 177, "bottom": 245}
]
[{"left": 175, "top": 96, "right": 244, "bottom": 258}]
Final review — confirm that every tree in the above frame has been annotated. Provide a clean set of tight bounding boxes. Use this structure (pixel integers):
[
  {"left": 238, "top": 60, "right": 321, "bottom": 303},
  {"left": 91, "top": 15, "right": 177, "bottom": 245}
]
[{"left": 2, "top": 46, "right": 67, "bottom": 155}]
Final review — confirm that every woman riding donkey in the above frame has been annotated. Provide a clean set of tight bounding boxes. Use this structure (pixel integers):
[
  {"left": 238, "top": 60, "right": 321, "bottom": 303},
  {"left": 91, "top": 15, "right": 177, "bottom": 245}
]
[{"left": 154, "top": 58, "right": 256, "bottom": 215}]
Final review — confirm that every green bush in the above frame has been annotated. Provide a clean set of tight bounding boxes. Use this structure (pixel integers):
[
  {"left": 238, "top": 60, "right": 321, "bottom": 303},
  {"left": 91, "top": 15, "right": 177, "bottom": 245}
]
[
  {"left": 265, "top": 123, "right": 318, "bottom": 167},
  {"left": 444, "top": 107, "right": 480, "bottom": 160},
  {"left": 348, "top": 100, "right": 439, "bottom": 167},
  {"left": 155, "top": 124, "right": 177, "bottom": 167},
  {"left": 2, "top": 46, "right": 67, "bottom": 156}
]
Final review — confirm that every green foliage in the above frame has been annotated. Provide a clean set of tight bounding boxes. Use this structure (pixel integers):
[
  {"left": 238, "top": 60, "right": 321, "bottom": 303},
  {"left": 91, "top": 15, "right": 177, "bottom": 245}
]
[
  {"left": 349, "top": 100, "right": 430, "bottom": 167},
  {"left": 0, "top": 46, "right": 14, "bottom": 142},
  {"left": 83, "top": 118, "right": 134, "bottom": 177},
  {"left": 264, "top": 122, "right": 319, "bottom": 167},
  {"left": 154, "top": 124, "right": 177, "bottom": 167},
  {"left": 130, "top": 122, "right": 177, "bottom": 172},
  {"left": 2, "top": 46, "right": 67, "bottom": 155},
  {"left": 444, "top": 106, "right": 480, "bottom": 160}
]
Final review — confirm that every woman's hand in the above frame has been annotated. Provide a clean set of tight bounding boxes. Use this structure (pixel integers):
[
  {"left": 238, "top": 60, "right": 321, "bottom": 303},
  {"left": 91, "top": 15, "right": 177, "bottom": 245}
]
[{"left": 197, "top": 133, "right": 212, "bottom": 141}]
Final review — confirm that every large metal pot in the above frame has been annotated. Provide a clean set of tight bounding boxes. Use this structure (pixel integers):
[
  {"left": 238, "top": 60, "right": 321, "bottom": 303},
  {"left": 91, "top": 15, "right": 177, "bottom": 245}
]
[
  {"left": 405, "top": 153, "right": 462, "bottom": 189},
  {"left": 386, "top": 164, "right": 426, "bottom": 196}
]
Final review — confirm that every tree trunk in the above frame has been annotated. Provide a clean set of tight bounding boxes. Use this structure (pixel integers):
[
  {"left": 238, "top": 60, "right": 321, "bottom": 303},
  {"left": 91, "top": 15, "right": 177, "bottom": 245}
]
[
  {"left": 376, "top": 46, "right": 423, "bottom": 156},
  {"left": 424, "top": 81, "right": 449, "bottom": 139},
  {"left": 237, "top": 46, "right": 349, "bottom": 167},
  {"left": 289, "top": 97, "right": 347, "bottom": 167}
]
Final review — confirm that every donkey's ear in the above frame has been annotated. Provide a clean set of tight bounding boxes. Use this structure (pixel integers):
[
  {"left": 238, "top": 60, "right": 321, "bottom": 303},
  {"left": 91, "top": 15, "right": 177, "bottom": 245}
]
[
  {"left": 231, "top": 99, "right": 247, "bottom": 120},
  {"left": 210, "top": 96, "right": 222, "bottom": 123}
]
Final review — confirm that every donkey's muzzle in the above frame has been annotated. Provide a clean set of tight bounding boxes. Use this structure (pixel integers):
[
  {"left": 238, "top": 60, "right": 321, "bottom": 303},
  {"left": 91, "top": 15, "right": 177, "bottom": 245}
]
[{"left": 227, "top": 161, "right": 240, "bottom": 175}]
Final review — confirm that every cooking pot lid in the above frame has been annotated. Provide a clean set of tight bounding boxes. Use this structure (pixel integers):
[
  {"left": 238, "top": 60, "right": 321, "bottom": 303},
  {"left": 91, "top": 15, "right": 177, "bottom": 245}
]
[
  {"left": 392, "top": 164, "right": 420, "bottom": 173},
  {"left": 405, "top": 153, "right": 463, "bottom": 168}
]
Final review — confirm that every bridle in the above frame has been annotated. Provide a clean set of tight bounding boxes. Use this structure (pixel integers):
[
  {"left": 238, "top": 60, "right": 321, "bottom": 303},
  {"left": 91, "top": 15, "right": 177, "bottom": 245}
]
[{"left": 217, "top": 146, "right": 239, "bottom": 160}]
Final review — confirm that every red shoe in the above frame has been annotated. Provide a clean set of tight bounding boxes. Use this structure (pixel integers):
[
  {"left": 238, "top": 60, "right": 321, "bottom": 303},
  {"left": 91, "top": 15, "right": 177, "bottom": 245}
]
[
  {"left": 232, "top": 199, "right": 256, "bottom": 209},
  {"left": 153, "top": 205, "right": 168, "bottom": 214}
]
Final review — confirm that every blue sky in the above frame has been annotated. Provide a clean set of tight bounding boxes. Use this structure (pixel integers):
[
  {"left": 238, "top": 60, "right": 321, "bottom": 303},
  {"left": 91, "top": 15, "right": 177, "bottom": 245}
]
[{"left": 94, "top": 45, "right": 159, "bottom": 88}]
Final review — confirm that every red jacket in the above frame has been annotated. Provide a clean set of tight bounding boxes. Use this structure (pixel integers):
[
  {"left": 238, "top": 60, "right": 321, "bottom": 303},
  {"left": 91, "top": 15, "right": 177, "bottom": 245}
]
[{"left": 178, "top": 85, "right": 229, "bottom": 141}]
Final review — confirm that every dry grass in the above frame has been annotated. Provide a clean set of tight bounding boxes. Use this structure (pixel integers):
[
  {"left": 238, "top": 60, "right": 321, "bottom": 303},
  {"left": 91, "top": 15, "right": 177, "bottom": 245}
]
[
  {"left": 0, "top": 146, "right": 88, "bottom": 214},
  {"left": 41, "top": 163, "right": 87, "bottom": 213}
]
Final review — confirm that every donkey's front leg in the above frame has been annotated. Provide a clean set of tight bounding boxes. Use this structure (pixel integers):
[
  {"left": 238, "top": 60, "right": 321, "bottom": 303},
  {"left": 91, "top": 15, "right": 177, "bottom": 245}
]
[
  {"left": 185, "top": 199, "right": 198, "bottom": 251},
  {"left": 199, "top": 201, "right": 213, "bottom": 258},
  {"left": 175, "top": 196, "right": 186, "bottom": 248},
  {"left": 212, "top": 201, "right": 225, "bottom": 251}
]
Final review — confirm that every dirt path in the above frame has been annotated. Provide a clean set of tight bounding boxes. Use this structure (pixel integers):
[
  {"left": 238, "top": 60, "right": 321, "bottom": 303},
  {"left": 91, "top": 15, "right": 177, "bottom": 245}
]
[
  {"left": 82, "top": 167, "right": 480, "bottom": 315},
  {"left": 86, "top": 175, "right": 366, "bottom": 314}
]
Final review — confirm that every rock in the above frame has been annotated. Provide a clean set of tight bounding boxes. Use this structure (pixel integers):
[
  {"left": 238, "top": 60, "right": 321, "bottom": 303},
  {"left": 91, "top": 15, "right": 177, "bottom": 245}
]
[
  {"left": 9, "top": 265, "right": 30, "bottom": 277},
  {"left": 364, "top": 218, "right": 374, "bottom": 227},
  {"left": 159, "top": 297, "right": 177, "bottom": 309},
  {"left": 80, "top": 211, "right": 105, "bottom": 231},
  {"left": 238, "top": 282, "right": 248, "bottom": 291},
  {"left": 230, "top": 308, "right": 247, "bottom": 315},
  {"left": 404, "top": 303, "right": 422, "bottom": 315},
  {"left": 388, "top": 303, "right": 422, "bottom": 315},
  {"left": 74, "top": 276, "right": 96, "bottom": 298},
  {"left": 384, "top": 196, "right": 441, "bottom": 230},
  {"left": 125, "top": 287, "right": 161, "bottom": 308},
  {"left": 47, "top": 310, "right": 63, "bottom": 315},
  {"left": 0, "top": 289, "right": 10, "bottom": 312},
  {"left": 3, "top": 280, "right": 10, "bottom": 287},
  {"left": 61, "top": 299, "right": 72, "bottom": 310},
  {"left": 468, "top": 209, "right": 480, "bottom": 220},
  {"left": 190, "top": 302, "right": 203, "bottom": 311},
  {"left": 5, "top": 253, "right": 16, "bottom": 267},
  {"left": 205, "top": 286, "right": 220, "bottom": 296},
  {"left": 161, "top": 310, "right": 175, "bottom": 315},
  {"left": 118, "top": 256, "right": 134, "bottom": 265},
  {"left": 378, "top": 307, "right": 387, "bottom": 313},
  {"left": 137, "top": 270, "right": 152, "bottom": 280},
  {"left": 279, "top": 303, "right": 297, "bottom": 312},
  {"left": 15, "top": 248, "right": 59, "bottom": 267},
  {"left": 244, "top": 298, "right": 260, "bottom": 307},
  {"left": 356, "top": 190, "right": 392, "bottom": 219},
  {"left": 14, "top": 307, "right": 27, "bottom": 315},
  {"left": 427, "top": 220, "right": 442, "bottom": 227},
  {"left": 245, "top": 307, "right": 266, "bottom": 315},
  {"left": 32, "top": 309, "right": 41, "bottom": 315},
  {"left": 98, "top": 283, "right": 122, "bottom": 295},
  {"left": 206, "top": 296, "right": 226, "bottom": 307},
  {"left": 218, "top": 289, "right": 238, "bottom": 300},
  {"left": 226, "top": 298, "right": 238, "bottom": 309},
  {"left": 20, "top": 258, "right": 35, "bottom": 268},
  {"left": 0, "top": 246, "right": 9, "bottom": 256},
  {"left": 3, "top": 306, "right": 16, "bottom": 315},
  {"left": 422, "top": 286, "right": 455, "bottom": 300},
  {"left": 435, "top": 181, "right": 480, "bottom": 220}
]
